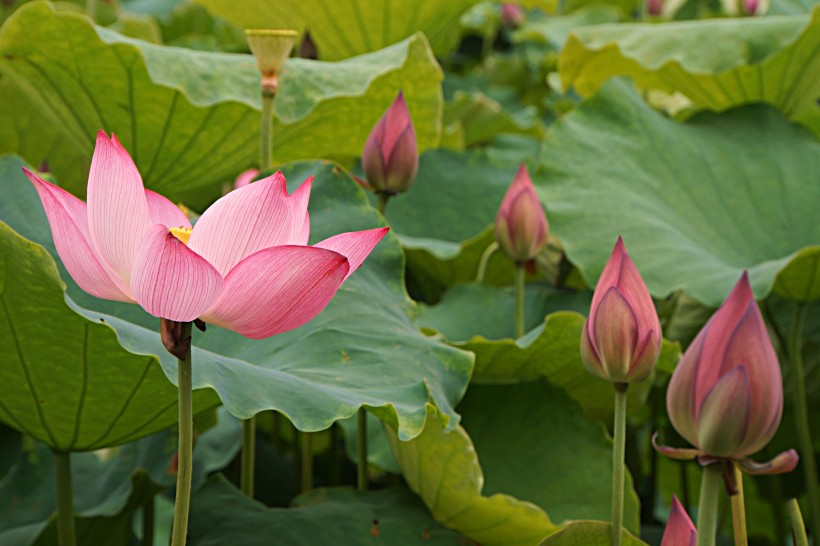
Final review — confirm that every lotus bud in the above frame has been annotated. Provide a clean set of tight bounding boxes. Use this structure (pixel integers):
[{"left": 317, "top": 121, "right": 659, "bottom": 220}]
[
  {"left": 299, "top": 30, "right": 318, "bottom": 60},
  {"left": 661, "top": 496, "right": 696, "bottom": 546},
  {"left": 665, "top": 272, "right": 795, "bottom": 468},
  {"left": 500, "top": 3, "right": 525, "bottom": 29},
  {"left": 742, "top": 0, "right": 759, "bottom": 14},
  {"left": 361, "top": 91, "right": 418, "bottom": 195},
  {"left": 245, "top": 29, "right": 298, "bottom": 95},
  {"left": 494, "top": 165, "right": 549, "bottom": 263},
  {"left": 580, "top": 237, "right": 661, "bottom": 384},
  {"left": 647, "top": 0, "right": 663, "bottom": 15},
  {"left": 234, "top": 168, "right": 260, "bottom": 190}
]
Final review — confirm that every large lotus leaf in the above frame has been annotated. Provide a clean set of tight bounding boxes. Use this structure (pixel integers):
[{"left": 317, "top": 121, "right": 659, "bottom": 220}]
[
  {"left": 767, "top": 0, "right": 820, "bottom": 15},
  {"left": 387, "top": 381, "right": 642, "bottom": 545},
  {"left": 444, "top": 91, "right": 544, "bottom": 146},
  {"left": 0, "top": 156, "right": 473, "bottom": 441},
  {"left": 0, "top": 3, "right": 443, "bottom": 207},
  {"left": 417, "top": 284, "right": 681, "bottom": 419},
  {"left": 193, "top": 0, "right": 482, "bottom": 61},
  {"left": 188, "top": 476, "right": 470, "bottom": 545},
  {"left": 536, "top": 80, "right": 820, "bottom": 307},
  {"left": 558, "top": 10, "right": 820, "bottom": 131},
  {"left": 0, "top": 219, "right": 219, "bottom": 451},
  {"left": 772, "top": 246, "right": 820, "bottom": 302},
  {"left": 513, "top": 6, "right": 622, "bottom": 50},
  {"left": 537, "top": 522, "right": 646, "bottom": 546}
]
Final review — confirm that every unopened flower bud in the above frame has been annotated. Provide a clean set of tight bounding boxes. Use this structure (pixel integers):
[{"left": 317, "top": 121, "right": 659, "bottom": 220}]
[
  {"left": 580, "top": 237, "right": 661, "bottom": 384},
  {"left": 661, "top": 496, "right": 696, "bottom": 546},
  {"left": 742, "top": 0, "right": 759, "bottom": 14},
  {"left": 494, "top": 165, "right": 548, "bottom": 263},
  {"left": 647, "top": 0, "right": 663, "bottom": 15},
  {"left": 500, "top": 3, "right": 525, "bottom": 29},
  {"left": 245, "top": 29, "right": 298, "bottom": 94},
  {"left": 361, "top": 91, "right": 418, "bottom": 195}
]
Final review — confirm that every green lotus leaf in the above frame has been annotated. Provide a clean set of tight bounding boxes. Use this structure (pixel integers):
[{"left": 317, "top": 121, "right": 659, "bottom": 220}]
[
  {"left": 558, "top": 9, "right": 820, "bottom": 132},
  {"left": 388, "top": 381, "right": 643, "bottom": 545},
  {"left": 0, "top": 156, "right": 473, "bottom": 442},
  {"left": 0, "top": 2, "right": 443, "bottom": 207},
  {"left": 536, "top": 80, "right": 820, "bottom": 307},
  {"left": 188, "top": 476, "right": 470, "bottom": 544},
  {"left": 444, "top": 91, "right": 544, "bottom": 147},
  {"left": 537, "top": 521, "right": 646, "bottom": 546},
  {"left": 513, "top": 6, "right": 622, "bottom": 49},
  {"left": 772, "top": 246, "right": 820, "bottom": 302},
  {"left": 193, "top": 0, "right": 482, "bottom": 60}
]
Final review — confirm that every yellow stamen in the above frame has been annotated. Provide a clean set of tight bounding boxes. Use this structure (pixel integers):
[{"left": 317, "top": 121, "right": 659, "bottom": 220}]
[{"left": 170, "top": 226, "right": 192, "bottom": 245}]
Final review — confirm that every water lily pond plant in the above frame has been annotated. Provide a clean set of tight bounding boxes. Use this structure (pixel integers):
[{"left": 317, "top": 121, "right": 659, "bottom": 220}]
[{"left": 0, "top": 1, "right": 817, "bottom": 546}]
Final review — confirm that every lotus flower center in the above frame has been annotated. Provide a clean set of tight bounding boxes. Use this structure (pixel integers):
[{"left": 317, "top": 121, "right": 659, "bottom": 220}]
[{"left": 170, "top": 226, "right": 192, "bottom": 245}]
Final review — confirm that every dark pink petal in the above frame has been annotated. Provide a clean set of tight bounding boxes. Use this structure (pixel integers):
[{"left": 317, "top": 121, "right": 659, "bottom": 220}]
[
  {"left": 234, "top": 168, "right": 260, "bottom": 190},
  {"left": 612, "top": 238, "right": 660, "bottom": 343},
  {"left": 144, "top": 189, "right": 191, "bottom": 229},
  {"left": 201, "top": 246, "right": 349, "bottom": 339},
  {"left": 696, "top": 366, "right": 751, "bottom": 458},
  {"left": 86, "top": 131, "right": 152, "bottom": 286},
  {"left": 652, "top": 433, "right": 701, "bottom": 460},
  {"left": 591, "top": 287, "right": 639, "bottom": 381},
  {"left": 738, "top": 449, "right": 799, "bottom": 475},
  {"left": 362, "top": 122, "right": 387, "bottom": 189},
  {"left": 380, "top": 91, "right": 412, "bottom": 159},
  {"left": 627, "top": 327, "right": 660, "bottom": 383},
  {"left": 188, "top": 173, "right": 312, "bottom": 276},
  {"left": 130, "top": 225, "right": 223, "bottom": 322},
  {"left": 383, "top": 122, "right": 418, "bottom": 193},
  {"left": 662, "top": 496, "right": 697, "bottom": 546},
  {"left": 314, "top": 227, "right": 389, "bottom": 281},
  {"left": 667, "top": 325, "right": 705, "bottom": 448},
  {"left": 23, "top": 169, "right": 133, "bottom": 302},
  {"left": 495, "top": 165, "right": 548, "bottom": 261},
  {"left": 580, "top": 319, "right": 606, "bottom": 379}
]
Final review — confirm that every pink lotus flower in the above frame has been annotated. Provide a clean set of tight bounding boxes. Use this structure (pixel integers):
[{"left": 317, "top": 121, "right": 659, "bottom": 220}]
[
  {"left": 742, "top": 0, "right": 759, "bottom": 14},
  {"left": 656, "top": 272, "right": 798, "bottom": 474},
  {"left": 500, "top": 3, "right": 525, "bottom": 28},
  {"left": 361, "top": 91, "right": 418, "bottom": 195},
  {"left": 647, "top": 0, "right": 663, "bottom": 15},
  {"left": 494, "top": 164, "right": 549, "bottom": 263},
  {"left": 580, "top": 237, "right": 661, "bottom": 383},
  {"left": 24, "top": 131, "right": 388, "bottom": 339},
  {"left": 661, "top": 496, "right": 696, "bottom": 546}
]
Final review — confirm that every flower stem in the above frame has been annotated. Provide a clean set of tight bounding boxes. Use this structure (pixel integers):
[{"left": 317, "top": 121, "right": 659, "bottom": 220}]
[
  {"left": 515, "top": 263, "right": 526, "bottom": 338},
  {"left": 789, "top": 498, "right": 810, "bottom": 546},
  {"left": 170, "top": 322, "right": 193, "bottom": 546},
  {"left": 376, "top": 192, "right": 390, "bottom": 215},
  {"left": 476, "top": 241, "right": 499, "bottom": 283},
  {"left": 357, "top": 408, "right": 368, "bottom": 491},
  {"left": 241, "top": 416, "right": 256, "bottom": 498},
  {"left": 259, "top": 92, "right": 275, "bottom": 171},
  {"left": 730, "top": 463, "right": 748, "bottom": 546},
  {"left": 697, "top": 462, "right": 724, "bottom": 546},
  {"left": 142, "top": 497, "right": 154, "bottom": 546},
  {"left": 300, "top": 430, "right": 313, "bottom": 494},
  {"left": 611, "top": 383, "right": 628, "bottom": 546},
  {"left": 54, "top": 451, "right": 76, "bottom": 546},
  {"left": 788, "top": 303, "right": 820, "bottom": 541}
]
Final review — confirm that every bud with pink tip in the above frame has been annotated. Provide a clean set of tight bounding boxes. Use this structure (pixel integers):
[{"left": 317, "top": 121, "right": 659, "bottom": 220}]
[
  {"left": 494, "top": 165, "right": 549, "bottom": 263},
  {"left": 580, "top": 237, "right": 661, "bottom": 384},
  {"left": 500, "top": 3, "right": 525, "bottom": 29},
  {"left": 647, "top": 0, "right": 663, "bottom": 15},
  {"left": 662, "top": 272, "right": 798, "bottom": 473},
  {"left": 742, "top": 0, "right": 759, "bottom": 14},
  {"left": 661, "top": 496, "right": 696, "bottom": 546},
  {"left": 361, "top": 91, "right": 418, "bottom": 195}
]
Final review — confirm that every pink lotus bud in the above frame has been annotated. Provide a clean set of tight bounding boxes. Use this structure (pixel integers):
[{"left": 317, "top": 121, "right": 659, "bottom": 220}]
[
  {"left": 647, "top": 0, "right": 663, "bottom": 15},
  {"left": 666, "top": 272, "right": 783, "bottom": 460},
  {"left": 580, "top": 237, "right": 661, "bottom": 383},
  {"left": 361, "top": 91, "right": 418, "bottom": 195},
  {"left": 661, "top": 496, "right": 696, "bottom": 546},
  {"left": 500, "top": 3, "right": 525, "bottom": 29},
  {"left": 742, "top": 0, "right": 759, "bottom": 14},
  {"left": 494, "top": 165, "right": 549, "bottom": 262},
  {"left": 234, "top": 168, "right": 259, "bottom": 190}
]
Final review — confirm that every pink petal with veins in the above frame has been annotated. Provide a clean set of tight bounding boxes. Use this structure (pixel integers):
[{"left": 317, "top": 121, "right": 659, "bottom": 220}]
[
  {"left": 145, "top": 189, "right": 191, "bottom": 229},
  {"left": 314, "top": 227, "right": 389, "bottom": 281}
]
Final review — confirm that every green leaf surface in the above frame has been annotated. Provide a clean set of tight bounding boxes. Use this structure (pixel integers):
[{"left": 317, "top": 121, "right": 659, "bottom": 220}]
[
  {"left": 193, "top": 0, "right": 482, "bottom": 60},
  {"left": 444, "top": 91, "right": 544, "bottom": 146},
  {"left": 0, "top": 156, "right": 473, "bottom": 442},
  {"left": 0, "top": 2, "right": 443, "bottom": 207},
  {"left": 0, "top": 219, "right": 218, "bottom": 450},
  {"left": 536, "top": 80, "right": 820, "bottom": 307},
  {"left": 772, "top": 246, "right": 820, "bottom": 302},
  {"left": 537, "top": 521, "right": 646, "bottom": 546},
  {"left": 513, "top": 6, "right": 622, "bottom": 49},
  {"left": 558, "top": 10, "right": 820, "bottom": 130},
  {"left": 338, "top": 411, "right": 400, "bottom": 474},
  {"left": 188, "top": 476, "right": 471, "bottom": 545}
]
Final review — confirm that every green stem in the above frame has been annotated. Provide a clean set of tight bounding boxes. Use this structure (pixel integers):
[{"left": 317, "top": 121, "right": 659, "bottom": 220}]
[
  {"left": 788, "top": 303, "right": 820, "bottom": 541},
  {"left": 514, "top": 263, "right": 526, "bottom": 338},
  {"left": 697, "top": 463, "right": 724, "bottom": 546},
  {"left": 376, "top": 192, "right": 390, "bottom": 215},
  {"left": 260, "top": 92, "right": 275, "bottom": 171},
  {"left": 788, "top": 498, "right": 810, "bottom": 546},
  {"left": 476, "top": 242, "right": 499, "bottom": 283},
  {"left": 611, "top": 383, "right": 628, "bottom": 546},
  {"left": 730, "top": 463, "right": 748, "bottom": 546},
  {"left": 54, "top": 451, "right": 76, "bottom": 546},
  {"left": 170, "top": 322, "right": 193, "bottom": 546},
  {"left": 241, "top": 416, "right": 256, "bottom": 498},
  {"left": 300, "top": 431, "right": 313, "bottom": 494},
  {"left": 769, "top": 473, "right": 788, "bottom": 545},
  {"left": 357, "top": 408, "right": 368, "bottom": 491},
  {"left": 142, "top": 497, "right": 154, "bottom": 546}
]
